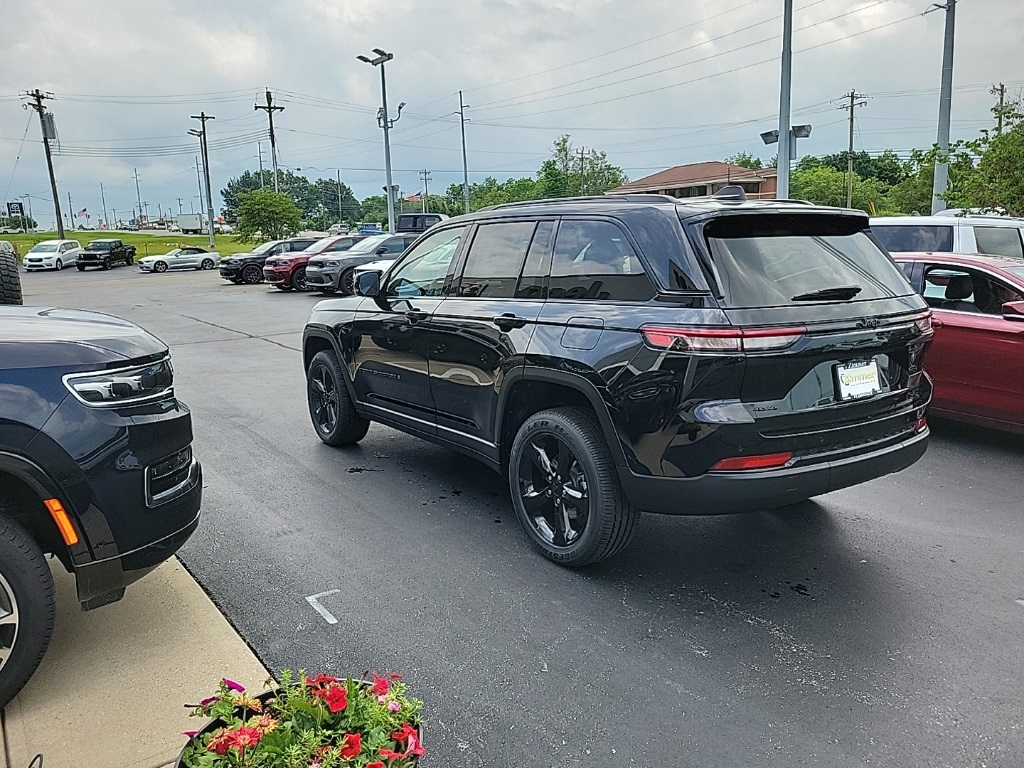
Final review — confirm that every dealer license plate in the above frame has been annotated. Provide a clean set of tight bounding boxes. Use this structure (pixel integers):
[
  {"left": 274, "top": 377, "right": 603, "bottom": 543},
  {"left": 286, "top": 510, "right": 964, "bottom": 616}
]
[{"left": 835, "top": 359, "right": 881, "bottom": 401}]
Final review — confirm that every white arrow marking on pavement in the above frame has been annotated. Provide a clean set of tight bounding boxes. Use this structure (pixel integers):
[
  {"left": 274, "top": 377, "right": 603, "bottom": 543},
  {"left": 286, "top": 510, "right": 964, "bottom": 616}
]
[{"left": 306, "top": 590, "right": 341, "bottom": 624}]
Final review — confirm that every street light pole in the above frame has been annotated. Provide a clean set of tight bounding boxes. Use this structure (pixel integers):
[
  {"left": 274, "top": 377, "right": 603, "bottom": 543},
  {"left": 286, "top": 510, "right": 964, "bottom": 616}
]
[
  {"left": 931, "top": 0, "right": 957, "bottom": 214},
  {"left": 190, "top": 112, "right": 217, "bottom": 249},
  {"left": 358, "top": 49, "right": 404, "bottom": 233},
  {"left": 776, "top": 0, "right": 794, "bottom": 199}
]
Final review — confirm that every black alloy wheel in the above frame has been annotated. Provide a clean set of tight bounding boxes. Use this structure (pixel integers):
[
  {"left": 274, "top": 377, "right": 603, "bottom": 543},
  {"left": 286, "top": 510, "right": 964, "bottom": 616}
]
[
  {"left": 339, "top": 268, "right": 356, "bottom": 296},
  {"left": 76, "top": 265, "right": 85, "bottom": 272},
  {"left": 509, "top": 407, "right": 638, "bottom": 566},
  {"left": 102, "top": 257, "right": 111, "bottom": 270},
  {"left": 306, "top": 350, "right": 369, "bottom": 445},
  {"left": 241, "top": 264, "right": 262, "bottom": 284},
  {"left": 291, "top": 266, "right": 308, "bottom": 291}
]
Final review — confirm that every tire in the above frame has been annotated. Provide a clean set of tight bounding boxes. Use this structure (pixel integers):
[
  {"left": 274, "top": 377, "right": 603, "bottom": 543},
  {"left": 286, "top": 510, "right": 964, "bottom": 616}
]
[
  {"left": 291, "top": 266, "right": 308, "bottom": 291},
  {"left": 0, "top": 253, "right": 22, "bottom": 305},
  {"left": 55, "top": 259, "right": 63, "bottom": 271},
  {"left": 241, "top": 264, "right": 262, "bottom": 284},
  {"left": 0, "top": 511, "right": 56, "bottom": 708},
  {"left": 306, "top": 350, "right": 369, "bottom": 446},
  {"left": 338, "top": 268, "right": 356, "bottom": 296},
  {"left": 509, "top": 407, "right": 638, "bottom": 566},
  {"left": 127, "top": 254, "right": 134, "bottom": 265},
  {"left": 200, "top": 258, "right": 215, "bottom": 270},
  {"left": 276, "top": 283, "right": 292, "bottom": 291},
  {"left": 101, "top": 258, "right": 111, "bottom": 270},
  {"left": 76, "top": 265, "right": 86, "bottom": 272},
  {"left": 153, "top": 261, "right": 168, "bottom": 273}
]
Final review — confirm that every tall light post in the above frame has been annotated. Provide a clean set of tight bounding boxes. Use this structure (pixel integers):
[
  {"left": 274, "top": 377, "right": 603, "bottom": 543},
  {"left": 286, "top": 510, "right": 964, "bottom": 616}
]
[
  {"left": 357, "top": 49, "right": 404, "bottom": 233},
  {"left": 776, "top": 0, "right": 795, "bottom": 199},
  {"left": 190, "top": 111, "right": 217, "bottom": 250},
  {"left": 458, "top": 91, "right": 471, "bottom": 214},
  {"left": 930, "top": 0, "right": 957, "bottom": 214},
  {"left": 761, "top": 124, "right": 812, "bottom": 197}
]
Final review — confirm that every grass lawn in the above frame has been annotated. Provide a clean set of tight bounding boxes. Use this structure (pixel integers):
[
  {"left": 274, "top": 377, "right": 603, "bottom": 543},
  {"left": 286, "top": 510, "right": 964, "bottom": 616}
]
[{"left": 6, "top": 231, "right": 254, "bottom": 260}]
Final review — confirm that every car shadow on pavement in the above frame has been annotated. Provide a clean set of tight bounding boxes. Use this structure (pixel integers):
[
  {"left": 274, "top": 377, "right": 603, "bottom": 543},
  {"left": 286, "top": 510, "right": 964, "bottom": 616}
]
[{"left": 926, "top": 416, "right": 1024, "bottom": 454}]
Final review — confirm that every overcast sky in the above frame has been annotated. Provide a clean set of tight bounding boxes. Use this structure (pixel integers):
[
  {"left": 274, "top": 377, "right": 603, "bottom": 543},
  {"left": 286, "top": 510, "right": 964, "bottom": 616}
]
[{"left": 2, "top": 0, "right": 1021, "bottom": 228}]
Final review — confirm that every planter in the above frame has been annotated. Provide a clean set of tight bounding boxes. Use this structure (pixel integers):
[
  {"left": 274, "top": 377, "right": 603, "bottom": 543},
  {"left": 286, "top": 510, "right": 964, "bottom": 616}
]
[{"left": 176, "top": 675, "right": 424, "bottom": 767}]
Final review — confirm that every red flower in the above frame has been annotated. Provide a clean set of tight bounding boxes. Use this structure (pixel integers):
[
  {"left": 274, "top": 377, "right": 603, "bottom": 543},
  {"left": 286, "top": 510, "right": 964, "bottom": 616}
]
[
  {"left": 379, "top": 748, "right": 405, "bottom": 760},
  {"left": 387, "top": 672, "right": 404, "bottom": 681},
  {"left": 206, "top": 728, "right": 234, "bottom": 756},
  {"left": 324, "top": 684, "right": 348, "bottom": 713},
  {"left": 306, "top": 673, "right": 339, "bottom": 688},
  {"left": 367, "top": 763, "right": 386, "bottom": 768},
  {"left": 392, "top": 722, "right": 425, "bottom": 756},
  {"left": 340, "top": 732, "right": 362, "bottom": 759},
  {"left": 228, "top": 725, "right": 262, "bottom": 750},
  {"left": 372, "top": 673, "right": 389, "bottom": 697}
]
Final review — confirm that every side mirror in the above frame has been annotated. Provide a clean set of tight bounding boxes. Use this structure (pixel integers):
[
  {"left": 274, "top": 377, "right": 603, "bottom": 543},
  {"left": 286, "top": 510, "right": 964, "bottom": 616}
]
[
  {"left": 375, "top": 246, "right": 388, "bottom": 255},
  {"left": 1002, "top": 300, "right": 1024, "bottom": 321},
  {"left": 356, "top": 271, "right": 380, "bottom": 297}
]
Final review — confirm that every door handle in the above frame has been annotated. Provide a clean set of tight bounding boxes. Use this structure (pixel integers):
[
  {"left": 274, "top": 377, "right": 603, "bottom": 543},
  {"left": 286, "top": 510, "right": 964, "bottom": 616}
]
[
  {"left": 493, "top": 313, "right": 527, "bottom": 331},
  {"left": 405, "top": 309, "right": 428, "bottom": 324},
  {"left": 932, "top": 318, "right": 944, "bottom": 328}
]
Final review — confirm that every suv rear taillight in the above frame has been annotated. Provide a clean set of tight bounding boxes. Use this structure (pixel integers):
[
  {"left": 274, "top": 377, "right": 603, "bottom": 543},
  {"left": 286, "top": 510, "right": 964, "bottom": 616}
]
[
  {"left": 641, "top": 325, "right": 805, "bottom": 354},
  {"left": 711, "top": 452, "right": 794, "bottom": 471}
]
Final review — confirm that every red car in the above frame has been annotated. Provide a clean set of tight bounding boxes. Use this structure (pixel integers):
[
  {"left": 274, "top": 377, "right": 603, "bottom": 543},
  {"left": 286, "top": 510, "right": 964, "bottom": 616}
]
[
  {"left": 262, "top": 235, "right": 365, "bottom": 291},
  {"left": 895, "top": 252, "right": 1024, "bottom": 433}
]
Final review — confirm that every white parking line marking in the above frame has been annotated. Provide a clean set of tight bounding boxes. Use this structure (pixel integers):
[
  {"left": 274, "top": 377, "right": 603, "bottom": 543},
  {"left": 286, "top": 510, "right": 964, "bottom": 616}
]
[{"left": 306, "top": 590, "right": 341, "bottom": 624}]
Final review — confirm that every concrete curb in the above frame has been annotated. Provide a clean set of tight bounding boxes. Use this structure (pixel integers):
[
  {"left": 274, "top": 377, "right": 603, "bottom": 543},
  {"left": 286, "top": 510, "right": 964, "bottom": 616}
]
[{"left": 2, "top": 557, "right": 267, "bottom": 768}]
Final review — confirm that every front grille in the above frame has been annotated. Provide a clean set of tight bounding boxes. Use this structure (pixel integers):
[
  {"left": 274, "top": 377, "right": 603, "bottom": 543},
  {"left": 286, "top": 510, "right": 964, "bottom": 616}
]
[{"left": 146, "top": 446, "right": 195, "bottom": 505}]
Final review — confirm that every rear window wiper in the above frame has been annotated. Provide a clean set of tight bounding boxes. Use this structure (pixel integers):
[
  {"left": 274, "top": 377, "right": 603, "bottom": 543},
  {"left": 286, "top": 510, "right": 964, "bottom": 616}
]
[{"left": 791, "top": 285, "right": 862, "bottom": 301}]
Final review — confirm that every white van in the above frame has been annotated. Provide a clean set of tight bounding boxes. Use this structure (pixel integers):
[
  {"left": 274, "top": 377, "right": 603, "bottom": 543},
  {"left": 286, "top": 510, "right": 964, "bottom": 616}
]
[{"left": 870, "top": 213, "right": 1024, "bottom": 258}]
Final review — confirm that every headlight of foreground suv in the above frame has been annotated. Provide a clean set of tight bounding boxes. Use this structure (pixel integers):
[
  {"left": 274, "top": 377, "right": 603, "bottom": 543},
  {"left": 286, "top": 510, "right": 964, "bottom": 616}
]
[
  {"left": 63, "top": 357, "right": 174, "bottom": 406},
  {"left": 324, "top": 261, "right": 339, "bottom": 268}
]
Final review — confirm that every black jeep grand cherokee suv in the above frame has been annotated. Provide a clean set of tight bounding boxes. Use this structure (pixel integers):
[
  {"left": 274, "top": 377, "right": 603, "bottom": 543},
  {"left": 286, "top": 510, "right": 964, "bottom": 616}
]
[
  {"left": 0, "top": 306, "right": 201, "bottom": 704},
  {"left": 302, "top": 190, "right": 933, "bottom": 566}
]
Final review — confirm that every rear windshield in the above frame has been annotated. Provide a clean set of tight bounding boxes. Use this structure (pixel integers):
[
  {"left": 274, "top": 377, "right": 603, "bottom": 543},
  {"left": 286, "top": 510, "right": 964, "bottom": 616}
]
[{"left": 704, "top": 214, "right": 914, "bottom": 308}]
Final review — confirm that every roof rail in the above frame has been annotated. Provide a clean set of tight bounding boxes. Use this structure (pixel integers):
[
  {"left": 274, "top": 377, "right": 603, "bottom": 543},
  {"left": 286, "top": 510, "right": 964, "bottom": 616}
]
[{"left": 482, "top": 194, "right": 679, "bottom": 211}]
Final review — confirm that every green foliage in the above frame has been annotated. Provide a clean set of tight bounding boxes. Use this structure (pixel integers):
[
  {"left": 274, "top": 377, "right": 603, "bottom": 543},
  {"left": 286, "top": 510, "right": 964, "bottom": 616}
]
[
  {"left": 815, "top": 150, "right": 910, "bottom": 186},
  {"left": 724, "top": 152, "right": 764, "bottom": 169},
  {"left": 790, "top": 165, "right": 891, "bottom": 213},
  {"left": 537, "top": 135, "right": 628, "bottom": 197},
  {"left": 235, "top": 189, "right": 302, "bottom": 243},
  {"left": 943, "top": 101, "right": 1024, "bottom": 216},
  {"left": 220, "top": 170, "right": 360, "bottom": 225},
  {"left": 0, "top": 216, "right": 37, "bottom": 231}
]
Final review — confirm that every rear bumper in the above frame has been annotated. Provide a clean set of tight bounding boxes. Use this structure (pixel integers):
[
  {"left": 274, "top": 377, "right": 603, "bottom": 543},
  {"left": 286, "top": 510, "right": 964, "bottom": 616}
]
[{"left": 621, "top": 427, "right": 929, "bottom": 515}]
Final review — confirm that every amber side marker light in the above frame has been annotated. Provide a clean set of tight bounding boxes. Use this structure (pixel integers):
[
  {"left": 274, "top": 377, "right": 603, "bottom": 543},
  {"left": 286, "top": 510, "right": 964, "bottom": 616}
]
[
  {"left": 44, "top": 498, "right": 80, "bottom": 546},
  {"left": 711, "top": 452, "right": 794, "bottom": 472}
]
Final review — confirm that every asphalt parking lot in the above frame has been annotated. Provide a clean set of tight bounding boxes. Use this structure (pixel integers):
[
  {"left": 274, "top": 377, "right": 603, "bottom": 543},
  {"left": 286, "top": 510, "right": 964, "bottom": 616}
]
[{"left": 20, "top": 265, "right": 1024, "bottom": 768}]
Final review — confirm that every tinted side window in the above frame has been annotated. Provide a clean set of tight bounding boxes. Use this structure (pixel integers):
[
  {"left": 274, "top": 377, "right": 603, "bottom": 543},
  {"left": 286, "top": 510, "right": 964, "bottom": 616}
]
[
  {"left": 382, "top": 237, "right": 408, "bottom": 254},
  {"left": 458, "top": 222, "right": 536, "bottom": 298},
  {"left": 974, "top": 226, "right": 1024, "bottom": 258},
  {"left": 384, "top": 226, "right": 466, "bottom": 298},
  {"left": 516, "top": 222, "right": 554, "bottom": 299},
  {"left": 872, "top": 224, "right": 953, "bottom": 253},
  {"left": 549, "top": 220, "right": 655, "bottom": 302}
]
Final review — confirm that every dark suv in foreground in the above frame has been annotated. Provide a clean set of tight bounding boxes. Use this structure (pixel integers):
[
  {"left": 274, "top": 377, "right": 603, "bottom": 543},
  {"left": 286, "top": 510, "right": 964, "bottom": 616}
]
[
  {"left": 302, "top": 190, "right": 933, "bottom": 566},
  {"left": 0, "top": 306, "right": 202, "bottom": 705}
]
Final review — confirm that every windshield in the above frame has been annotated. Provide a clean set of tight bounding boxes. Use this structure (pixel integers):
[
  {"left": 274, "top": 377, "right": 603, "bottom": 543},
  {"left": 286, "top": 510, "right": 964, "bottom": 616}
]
[
  {"left": 347, "top": 235, "right": 390, "bottom": 254},
  {"left": 87, "top": 241, "right": 114, "bottom": 250},
  {"left": 704, "top": 214, "right": 915, "bottom": 308},
  {"left": 162, "top": 249, "right": 182, "bottom": 258},
  {"left": 29, "top": 243, "right": 59, "bottom": 252},
  {"left": 304, "top": 237, "right": 338, "bottom": 253},
  {"left": 250, "top": 241, "right": 281, "bottom": 255}
]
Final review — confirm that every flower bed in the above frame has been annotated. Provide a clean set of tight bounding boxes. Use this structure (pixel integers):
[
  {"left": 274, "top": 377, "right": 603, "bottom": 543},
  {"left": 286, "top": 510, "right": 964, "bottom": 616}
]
[{"left": 179, "top": 670, "right": 424, "bottom": 767}]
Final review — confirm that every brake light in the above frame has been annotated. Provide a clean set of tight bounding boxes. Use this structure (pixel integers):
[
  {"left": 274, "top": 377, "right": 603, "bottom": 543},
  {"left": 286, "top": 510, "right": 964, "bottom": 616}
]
[
  {"left": 916, "top": 416, "right": 927, "bottom": 432},
  {"left": 913, "top": 311, "right": 933, "bottom": 334},
  {"left": 711, "top": 452, "right": 793, "bottom": 472},
  {"left": 641, "top": 325, "right": 805, "bottom": 353}
]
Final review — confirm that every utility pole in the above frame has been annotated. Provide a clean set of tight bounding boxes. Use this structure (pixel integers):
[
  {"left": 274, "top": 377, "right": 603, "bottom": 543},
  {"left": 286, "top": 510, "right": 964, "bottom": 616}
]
[
  {"left": 112, "top": 208, "right": 117, "bottom": 228},
  {"left": 21, "top": 194, "right": 35, "bottom": 231},
  {"left": 67, "top": 191, "right": 74, "bottom": 231},
  {"left": 195, "top": 156, "right": 205, "bottom": 215},
  {"left": 177, "top": 197, "right": 183, "bottom": 214},
  {"left": 134, "top": 167, "right": 143, "bottom": 226},
  {"left": 777, "top": 0, "right": 795, "bottom": 199},
  {"left": 992, "top": 82, "right": 1006, "bottom": 135},
  {"left": 158, "top": 202, "right": 163, "bottom": 221},
  {"left": 358, "top": 49, "right": 404, "bottom": 232},
  {"left": 100, "top": 183, "right": 109, "bottom": 229},
  {"left": 257, "top": 142, "right": 266, "bottom": 188},
  {"left": 839, "top": 90, "right": 868, "bottom": 208},
  {"left": 336, "top": 170, "right": 344, "bottom": 225},
  {"left": 142, "top": 201, "right": 149, "bottom": 223},
  {"left": 577, "top": 147, "right": 587, "bottom": 195},
  {"left": 931, "top": 0, "right": 957, "bottom": 215},
  {"left": 254, "top": 90, "right": 283, "bottom": 193},
  {"left": 458, "top": 90, "right": 471, "bottom": 214},
  {"left": 22, "top": 89, "right": 64, "bottom": 238},
  {"left": 190, "top": 112, "right": 217, "bottom": 249},
  {"left": 420, "top": 170, "right": 431, "bottom": 213}
]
